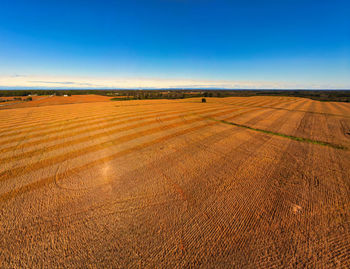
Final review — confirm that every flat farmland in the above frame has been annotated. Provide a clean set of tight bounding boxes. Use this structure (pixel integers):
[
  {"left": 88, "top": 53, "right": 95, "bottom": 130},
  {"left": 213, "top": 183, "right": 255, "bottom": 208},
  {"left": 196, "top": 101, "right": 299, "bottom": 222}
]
[
  {"left": 0, "top": 96, "right": 349, "bottom": 267},
  {"left": 0, "top": 94, "right": 112, "bottom": 109}
]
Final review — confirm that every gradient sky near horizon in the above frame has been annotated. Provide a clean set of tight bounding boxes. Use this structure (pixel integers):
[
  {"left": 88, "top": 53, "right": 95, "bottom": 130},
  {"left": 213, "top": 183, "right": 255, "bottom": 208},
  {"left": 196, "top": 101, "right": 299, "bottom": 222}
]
[{"left": 0, "top": 0, "right": 349, "bottom": 89}]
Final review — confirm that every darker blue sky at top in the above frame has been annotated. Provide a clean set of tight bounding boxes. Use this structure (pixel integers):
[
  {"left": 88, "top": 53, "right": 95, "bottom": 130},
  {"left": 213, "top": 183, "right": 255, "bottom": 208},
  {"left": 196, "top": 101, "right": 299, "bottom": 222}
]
[{"left": 0, "top": 0, "right": 349, "bottom": 83}]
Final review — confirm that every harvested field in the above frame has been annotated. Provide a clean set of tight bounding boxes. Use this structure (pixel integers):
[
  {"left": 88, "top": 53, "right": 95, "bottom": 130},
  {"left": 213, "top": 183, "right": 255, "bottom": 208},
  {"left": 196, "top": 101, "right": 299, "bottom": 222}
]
[
  {"left": 0, "top": 94, "right": 112, "bottom": 109},
  {"left": 0, "top": 96, "right": 349, "bottom": 267}
]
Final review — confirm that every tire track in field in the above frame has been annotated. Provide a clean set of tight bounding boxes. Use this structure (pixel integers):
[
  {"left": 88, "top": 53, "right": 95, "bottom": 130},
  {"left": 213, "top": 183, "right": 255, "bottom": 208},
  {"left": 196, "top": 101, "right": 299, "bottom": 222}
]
[
  {"left": 226, "top": 97, "right": 297, "bottom": 109},
  {"left": 0, "top": 106, "right": 119, "bottom": 131},
  {"left": 0, "top": 118, "right": 253, "bottom": 237},
  {"left": 325, "top": 101, "right": 349, "bottom": 116},
  {"left": 153, "top": 106, "right": 299, "bottom": 266},
  {"left": 0, "top": 106, "right": 236, "bottom": 163},
  {"left": 0, "top": 197, "right": 180, "bottom": 265},
  {"left": 0, "top": 104, "right": 100, "bottom": 123},
  {"left": 0, "top": 102, "right": 204, "bottom": 140},
  {"left": 0, "top": 101, "right": 195, "bottom": 136},
  {"left": 253, "top": 110, "right": 349, "bottom": 266},
  {"left": 309, "top": 148, "right": 350, "bottom": 267},
  {"left": 206, "top": 100, "right": 348, "bottom": 150},
  {"left": 148, "top": 108, "right": 262, "bottom": 207},
  {"left": 0, "top": 104, "right": 208, "bottom": 143},
  {"left": 0, "top": 105, "right": 112, "bottom": 129},
  {"left": 230, "top": 100, "right": 324, "bottom": 267},
  {"left": 0, "top": 98, "right": 308, "bottom": 264},
  {"left": 54, "top": 106, "right": 261, "bottom": 193},
  {"left": 210, "top": 119, "right": 348, "bottom": 150},
  {"left": 0, "top": 107, "right": 242, "bottom": 182},
  {"left": 198, "top": 108, "right": 312, "bottom": 262},
  {"left": 0, "top": 105, "right": 220, "bottom": 151},
  {"left": 2, "top": 98, "right": 349, "bottom": 267},
  {"left": 151, "top": 106, "right": 296, "bottom": 250},
  {"left": 0, "top": 107, "right": 131, "bottom": 136},
  {"left": 0, "top": 107, "right": 285, "bottom": 249},
  {"left": 177, "top": 108, "right": 299, "bottom": 246},
  {"left": 213, "top": 97, "right": 308, "bottom": 114},
  {"left": 179, "top": 101, "right": 299, "bottom": 169},
  {"left": 179, "top": 120, "right": 304, "bottom": 266},
  {"left": 0, "top": 112, "right": 246, "bottom": 204},
  {"left": 245, "top": 97, "right": 297, "bottom": 108},
  {"left": 334, "top": 102, "right": 350, "bottom": 116},
  {"left": 225, "top": 97, "right": 280, "bottom": 108},
  {"left": 214, "top": 99, "right": 350, "bottom": 118},
  {"left": 0, "top": 101, "right": 220, "bottom": 138},
  {"left": 0, "top": 103, "right": 272, "bottom": 201},
  {"left": 1, "top": 192, "right": 174, "bottom": 234}
]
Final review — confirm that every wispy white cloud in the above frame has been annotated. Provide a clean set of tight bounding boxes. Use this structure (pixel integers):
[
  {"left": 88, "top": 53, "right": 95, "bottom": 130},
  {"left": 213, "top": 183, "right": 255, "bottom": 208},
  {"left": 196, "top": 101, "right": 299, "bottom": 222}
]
[
  {"left": 28, "top": 80, "right": 104, "bottom": 87},
  {"left": 0, "top": 75, "right": 349, "bottom": 89},
  {"left": 11, "top": 74, "right": 27, "bottom": 78}
]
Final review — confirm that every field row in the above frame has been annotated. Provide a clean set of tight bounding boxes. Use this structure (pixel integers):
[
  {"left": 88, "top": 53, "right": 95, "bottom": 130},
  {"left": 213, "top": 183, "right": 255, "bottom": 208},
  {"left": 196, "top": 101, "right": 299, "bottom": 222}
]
[{"left": 0, "top": 96, "right": 349, "bottom": 268}]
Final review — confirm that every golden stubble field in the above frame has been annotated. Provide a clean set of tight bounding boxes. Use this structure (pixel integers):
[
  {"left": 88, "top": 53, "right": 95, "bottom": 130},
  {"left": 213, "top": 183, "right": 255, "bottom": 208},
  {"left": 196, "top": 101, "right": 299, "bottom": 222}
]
[{"left": 0, "top": 95, "right": 349, "bottom": 267}]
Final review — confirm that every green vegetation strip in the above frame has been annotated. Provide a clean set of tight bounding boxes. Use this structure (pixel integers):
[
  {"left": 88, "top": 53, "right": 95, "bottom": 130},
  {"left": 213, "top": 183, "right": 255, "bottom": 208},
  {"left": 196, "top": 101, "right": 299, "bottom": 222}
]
[{"left": 209, "top": 117, "right": 348, "bottom": 150}]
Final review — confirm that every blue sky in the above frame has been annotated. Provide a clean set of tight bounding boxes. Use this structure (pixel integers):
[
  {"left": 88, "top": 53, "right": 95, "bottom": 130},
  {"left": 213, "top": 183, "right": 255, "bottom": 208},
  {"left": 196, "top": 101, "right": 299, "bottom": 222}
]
[{"left": 0, "top": 0, "right": 349, "bottom": 89}]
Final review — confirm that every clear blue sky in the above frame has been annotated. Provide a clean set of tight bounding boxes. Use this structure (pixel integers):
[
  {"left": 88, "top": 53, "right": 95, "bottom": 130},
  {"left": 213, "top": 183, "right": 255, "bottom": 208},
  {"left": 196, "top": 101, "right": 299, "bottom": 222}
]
[{"left": 0, "top": 0, "right": 349, "bottom": 89}]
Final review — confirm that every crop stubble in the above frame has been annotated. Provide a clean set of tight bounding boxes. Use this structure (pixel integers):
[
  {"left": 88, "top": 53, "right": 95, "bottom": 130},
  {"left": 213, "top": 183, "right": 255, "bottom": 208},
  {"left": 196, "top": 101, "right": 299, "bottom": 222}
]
[{"left": 0, "top": 96, "right": 349, "bottom": 268}]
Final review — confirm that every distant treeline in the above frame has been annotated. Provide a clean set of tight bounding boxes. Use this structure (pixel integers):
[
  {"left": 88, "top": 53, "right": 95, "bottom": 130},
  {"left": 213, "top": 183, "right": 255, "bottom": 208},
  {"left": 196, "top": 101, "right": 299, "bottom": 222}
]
[
  {"left": 0, "top": 89, "right": 349, "bottom": 102},
  {"left": 0, "top": 96, "right": 32, "bottom": 102}
]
